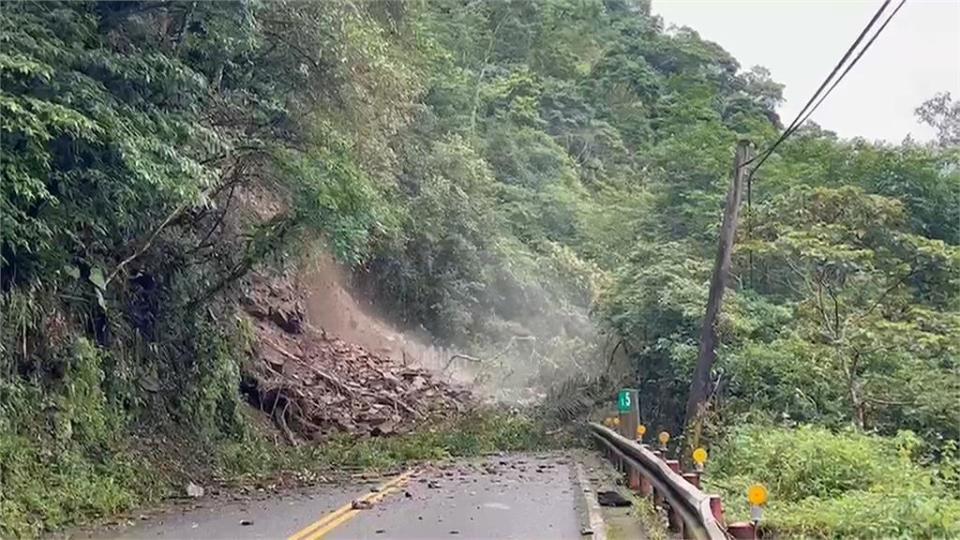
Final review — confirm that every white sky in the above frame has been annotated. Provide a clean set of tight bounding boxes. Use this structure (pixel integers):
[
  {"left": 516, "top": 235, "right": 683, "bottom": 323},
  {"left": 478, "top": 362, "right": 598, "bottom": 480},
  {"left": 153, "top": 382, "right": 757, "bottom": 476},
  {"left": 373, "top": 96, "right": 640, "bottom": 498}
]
[{"left": 653, "top": 0, "right": 960, "bottom": 142}]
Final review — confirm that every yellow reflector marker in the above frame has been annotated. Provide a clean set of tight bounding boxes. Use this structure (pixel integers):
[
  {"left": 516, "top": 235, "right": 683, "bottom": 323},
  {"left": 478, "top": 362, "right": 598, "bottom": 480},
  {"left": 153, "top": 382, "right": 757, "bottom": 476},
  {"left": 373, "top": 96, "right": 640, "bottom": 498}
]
[
  {"left": 747, "top": 483, "right": 769, "bottom": 506},
  {"left": 658, "top": 431, "right": 670, "bottom": 445},
  {"left": 636, "top": 424, "right": 646, "bottom": 438},
  {"left": 612, "top": 417, "right": 620, "bottom": 427},
  {"left": 692, "top": 447, "right": 708, "bottom": 465}
]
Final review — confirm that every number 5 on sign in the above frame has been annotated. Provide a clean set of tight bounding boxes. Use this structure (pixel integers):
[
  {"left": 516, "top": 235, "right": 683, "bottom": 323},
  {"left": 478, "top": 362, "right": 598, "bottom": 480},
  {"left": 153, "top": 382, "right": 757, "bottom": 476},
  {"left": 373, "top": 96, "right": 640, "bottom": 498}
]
[{"left": 618, "top": 390, "right": 631, "bottom": 412}]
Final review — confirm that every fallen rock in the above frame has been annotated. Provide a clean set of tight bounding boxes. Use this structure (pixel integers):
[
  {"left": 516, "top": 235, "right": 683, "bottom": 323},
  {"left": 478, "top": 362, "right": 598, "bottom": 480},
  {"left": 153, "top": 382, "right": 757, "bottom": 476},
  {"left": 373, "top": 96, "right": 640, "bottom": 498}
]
[
  {"left": 597, "top": 490, "right": 631, "bottom": 507},
  {"left": 352, "top": 499, "right": 374, "bottom": 510},
  {"left": 241, "top": 274, "right": 473, "bottom": 441},
  {"left": 185, "top": 482, "right": 204, "bottom": 499}
]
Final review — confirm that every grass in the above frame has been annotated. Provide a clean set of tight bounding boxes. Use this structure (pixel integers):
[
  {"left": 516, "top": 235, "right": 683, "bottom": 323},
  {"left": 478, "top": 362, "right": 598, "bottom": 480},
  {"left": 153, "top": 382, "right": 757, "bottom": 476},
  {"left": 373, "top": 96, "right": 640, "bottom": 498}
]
[
  {"left": 0, "top": 312, "right": 561, "bottom": 538},
  {"left": 629, "top": 492, "right": 667, "bottom": 540},
  {"left": 218, "top": 408, "right": 556, "bottom": 478},
  {"left": 703, "top": 423, "right": 960, "bottom": 539}
]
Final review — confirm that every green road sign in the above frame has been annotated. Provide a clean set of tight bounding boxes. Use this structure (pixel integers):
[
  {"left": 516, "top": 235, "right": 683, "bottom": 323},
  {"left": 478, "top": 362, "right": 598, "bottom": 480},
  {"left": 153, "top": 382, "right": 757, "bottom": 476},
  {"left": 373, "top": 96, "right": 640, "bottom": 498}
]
[{"left": 618, "top": 389, "right": 632, "bottom": 412}]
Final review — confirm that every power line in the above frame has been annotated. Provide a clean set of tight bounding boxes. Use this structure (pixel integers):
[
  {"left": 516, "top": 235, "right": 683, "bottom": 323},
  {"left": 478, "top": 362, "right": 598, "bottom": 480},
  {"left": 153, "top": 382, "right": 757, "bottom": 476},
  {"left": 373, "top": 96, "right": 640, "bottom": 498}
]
[
  {"left": 742, "top": 0, "right": 906, "bottom": 289},
  {"left": 743, "top": 0, "right": 904, "bottom": 174},
  {"left": 788, "top": 0, "right": 907, "bottom": 138}
]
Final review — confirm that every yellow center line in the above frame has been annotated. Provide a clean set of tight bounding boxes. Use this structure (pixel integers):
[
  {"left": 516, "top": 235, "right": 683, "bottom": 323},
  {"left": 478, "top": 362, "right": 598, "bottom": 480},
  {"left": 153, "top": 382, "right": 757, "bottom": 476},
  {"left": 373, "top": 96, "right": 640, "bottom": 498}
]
[{"left": 287, "top": 469, "right": 417, "bottom": 540}]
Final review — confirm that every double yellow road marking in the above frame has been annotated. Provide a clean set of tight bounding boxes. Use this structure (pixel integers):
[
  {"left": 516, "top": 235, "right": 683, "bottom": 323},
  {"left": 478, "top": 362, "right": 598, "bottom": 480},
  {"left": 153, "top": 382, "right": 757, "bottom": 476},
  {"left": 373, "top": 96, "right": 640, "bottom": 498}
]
[{"left": 287, "top": 469, "right": 418, "bottom": 540}]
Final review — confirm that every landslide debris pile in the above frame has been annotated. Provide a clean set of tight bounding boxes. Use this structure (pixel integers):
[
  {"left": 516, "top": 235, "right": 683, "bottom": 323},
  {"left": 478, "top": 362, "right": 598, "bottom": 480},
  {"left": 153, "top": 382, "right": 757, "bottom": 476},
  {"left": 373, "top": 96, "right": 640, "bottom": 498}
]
[{"left": 239, "top": 274, "right": 472, "bottom": 442}]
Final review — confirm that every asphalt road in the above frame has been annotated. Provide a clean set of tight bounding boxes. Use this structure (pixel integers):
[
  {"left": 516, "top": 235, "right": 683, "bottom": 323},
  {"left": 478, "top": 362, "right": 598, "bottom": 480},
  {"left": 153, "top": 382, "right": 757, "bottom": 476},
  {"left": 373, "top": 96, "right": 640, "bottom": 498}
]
[{"left": 82, "top": 453, "right": 589, "bottom": 540}]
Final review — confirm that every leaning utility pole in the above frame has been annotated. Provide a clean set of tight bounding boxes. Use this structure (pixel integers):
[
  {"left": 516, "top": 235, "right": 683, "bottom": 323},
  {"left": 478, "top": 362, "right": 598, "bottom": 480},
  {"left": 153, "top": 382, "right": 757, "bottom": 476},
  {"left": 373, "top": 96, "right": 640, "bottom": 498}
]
[{"left": 685, "top": 140, "right": 753, "bottom": 436}]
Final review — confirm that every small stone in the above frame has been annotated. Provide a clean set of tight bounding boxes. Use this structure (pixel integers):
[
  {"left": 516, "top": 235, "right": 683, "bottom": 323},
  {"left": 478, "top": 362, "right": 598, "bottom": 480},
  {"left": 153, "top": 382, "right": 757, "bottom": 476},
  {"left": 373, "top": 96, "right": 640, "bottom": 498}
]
[
  {"left": 240, "top": 519, "right": 254, "bottom": 526},
  {"left": 185, "top": 482, "right": 204, "bottom": 499},
  {"left": 449, "top": 530, "right": 460, "bottom": 535},
  {"left": 597, "top": 491, "right": 632, "bottom": 507},
  {"left": 581, "top": 527, "right": 594, "bottom": 535},
  {"left": 375, "top": 529, "right": 386, "bottom": 534},
  {"left": 352, "top": 499, "right": 374, "bottom": 510}
]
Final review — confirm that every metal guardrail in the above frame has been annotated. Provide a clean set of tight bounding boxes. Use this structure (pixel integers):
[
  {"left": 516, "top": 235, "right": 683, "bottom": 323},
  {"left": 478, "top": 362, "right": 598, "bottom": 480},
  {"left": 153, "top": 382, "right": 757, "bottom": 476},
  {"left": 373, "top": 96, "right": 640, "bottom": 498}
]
[{"left": 589, "top": 422, "right": 729, "bottom": 540}]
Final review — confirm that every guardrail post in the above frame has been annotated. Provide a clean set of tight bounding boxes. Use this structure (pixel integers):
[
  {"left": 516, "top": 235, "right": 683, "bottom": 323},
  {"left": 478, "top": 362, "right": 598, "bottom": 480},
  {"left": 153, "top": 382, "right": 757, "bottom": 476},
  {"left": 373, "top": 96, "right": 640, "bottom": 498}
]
[
  {"left": 639, "top": 471, "right": 653, "bottom": 496},
  {"left": 627, "top": 466, "right": 641, "bottom": 490},
  {"left": 682, "top": 472, "right": 701, "bottom": 488},
  {"left": 709, "top": 495, "right": 725, "bottom": 525},
  {"left": 663, "top": 460, "right": 684, "bottom": 532},
  {"left": 727, "top": 522, "right": 757, "bottom": 539},
  {"left": 667, "top": 503, "right": 684, "bottom": 534}
]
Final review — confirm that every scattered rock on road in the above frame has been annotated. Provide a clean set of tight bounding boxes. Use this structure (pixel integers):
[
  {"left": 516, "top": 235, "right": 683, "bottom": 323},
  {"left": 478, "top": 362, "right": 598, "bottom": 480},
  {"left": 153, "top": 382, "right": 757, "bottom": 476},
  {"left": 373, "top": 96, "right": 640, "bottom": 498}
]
[
  {"left": 185, "top": 482, "right": 204, "bottom": 499},
  {"left": 352, "top": 499, "right": 374, "bottom": 510}
]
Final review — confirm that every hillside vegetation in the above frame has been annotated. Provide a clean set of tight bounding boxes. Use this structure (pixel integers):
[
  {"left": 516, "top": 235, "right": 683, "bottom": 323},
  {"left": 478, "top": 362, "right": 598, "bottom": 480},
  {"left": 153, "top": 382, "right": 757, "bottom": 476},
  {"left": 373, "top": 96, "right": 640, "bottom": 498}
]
[{"left": 1, "top": 0, "right": 958, "bottom": 537}]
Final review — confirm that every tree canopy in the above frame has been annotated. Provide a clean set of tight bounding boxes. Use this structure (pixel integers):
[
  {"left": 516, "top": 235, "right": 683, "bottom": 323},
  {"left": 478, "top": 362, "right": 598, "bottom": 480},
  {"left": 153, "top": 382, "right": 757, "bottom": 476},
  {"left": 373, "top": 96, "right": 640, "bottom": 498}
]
[{"left": 1, "top": 1, "right": 957, "bottom": 536}]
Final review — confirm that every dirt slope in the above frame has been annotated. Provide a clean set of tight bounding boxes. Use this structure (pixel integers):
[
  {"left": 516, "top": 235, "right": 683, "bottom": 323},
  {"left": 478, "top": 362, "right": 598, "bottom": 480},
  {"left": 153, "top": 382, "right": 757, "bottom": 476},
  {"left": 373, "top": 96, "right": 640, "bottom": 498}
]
[{"left": 238, "top": 256, "right": 473, "bottom": 441}]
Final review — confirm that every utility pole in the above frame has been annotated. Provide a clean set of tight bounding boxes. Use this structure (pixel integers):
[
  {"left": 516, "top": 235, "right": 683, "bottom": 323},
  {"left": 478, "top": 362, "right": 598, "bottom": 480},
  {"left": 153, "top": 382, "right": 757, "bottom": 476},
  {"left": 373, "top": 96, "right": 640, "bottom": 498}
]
[{"left": 685, "top": 140, "right": 753, "bottom": 439}]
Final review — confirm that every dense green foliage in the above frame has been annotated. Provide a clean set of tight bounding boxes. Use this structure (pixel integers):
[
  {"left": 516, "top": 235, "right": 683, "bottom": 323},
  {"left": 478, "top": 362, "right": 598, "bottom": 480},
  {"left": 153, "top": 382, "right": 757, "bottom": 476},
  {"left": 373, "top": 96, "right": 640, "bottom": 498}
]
[
  {"left": 709, "top": 424, "right": 960, "bottom": 538},
  {"left": 1, "top": 0, "right": 957, "bottom": 536}
]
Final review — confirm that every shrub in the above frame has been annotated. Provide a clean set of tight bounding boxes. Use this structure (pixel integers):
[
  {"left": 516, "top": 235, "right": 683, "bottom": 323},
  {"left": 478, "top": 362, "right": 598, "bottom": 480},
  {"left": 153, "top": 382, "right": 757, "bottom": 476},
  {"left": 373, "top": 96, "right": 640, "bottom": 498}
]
[{"left": 707, "top": 424, "right": 960, "bottom": 538}]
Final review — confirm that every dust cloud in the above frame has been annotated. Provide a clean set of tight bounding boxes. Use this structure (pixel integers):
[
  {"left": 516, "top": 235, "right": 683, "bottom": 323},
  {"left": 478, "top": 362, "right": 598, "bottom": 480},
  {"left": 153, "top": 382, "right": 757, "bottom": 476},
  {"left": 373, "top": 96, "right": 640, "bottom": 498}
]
[
  {"left": 298, "top": 252, "right": 605, "bottom": 405},
  {"left": 299, "top": 253, "right": 472, "bottom": 385}
]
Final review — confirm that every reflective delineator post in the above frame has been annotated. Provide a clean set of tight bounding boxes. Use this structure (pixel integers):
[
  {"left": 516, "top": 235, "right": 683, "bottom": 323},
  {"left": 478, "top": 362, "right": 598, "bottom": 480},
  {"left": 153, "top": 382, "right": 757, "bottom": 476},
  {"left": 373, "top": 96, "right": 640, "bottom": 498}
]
[
  {"left": 729, "top": 484, "right": 767, "bottom": 538},
  {"left": 658, "top": 431, "right": 670, "bottom": 453},
  {"left": 686, "top": 447, "right": 706, "bottom": 488}
]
